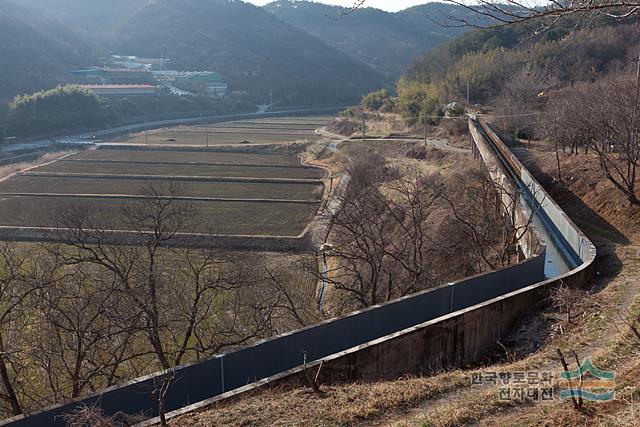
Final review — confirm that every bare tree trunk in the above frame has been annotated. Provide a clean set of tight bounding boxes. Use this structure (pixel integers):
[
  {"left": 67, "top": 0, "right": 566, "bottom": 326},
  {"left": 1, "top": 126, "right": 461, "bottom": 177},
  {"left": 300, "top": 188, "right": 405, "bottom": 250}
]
[
  {"left": 0, "top": 335, "right": 21, "bottom": 416},
  {"left": 157, "top": 373, "right": 173, "bottom": 426},
  {"left": 554, "top": 140, "right": 563, "bottom": 182},
  {"left": 557, "top": 348, "right": 582, "bottom": 410}
]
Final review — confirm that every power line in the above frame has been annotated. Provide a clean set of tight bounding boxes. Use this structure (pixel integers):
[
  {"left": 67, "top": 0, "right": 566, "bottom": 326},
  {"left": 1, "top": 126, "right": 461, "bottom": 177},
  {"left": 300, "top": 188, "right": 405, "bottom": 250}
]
[{"left": 352, "top": 111, "right": 544, "bottom": 122}]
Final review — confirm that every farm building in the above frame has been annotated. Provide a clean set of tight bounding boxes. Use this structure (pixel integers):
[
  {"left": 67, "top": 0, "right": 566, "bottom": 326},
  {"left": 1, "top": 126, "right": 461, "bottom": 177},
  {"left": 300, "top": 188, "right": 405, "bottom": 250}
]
[
  {"left": 71, "top": 67, "right": 156, "bottom": 85},
  {"left": 170, "top": 72, "right": 228, "bottom": 97},
  {"left": 78, "top": 84, "right": 161, "bottom": 97}
]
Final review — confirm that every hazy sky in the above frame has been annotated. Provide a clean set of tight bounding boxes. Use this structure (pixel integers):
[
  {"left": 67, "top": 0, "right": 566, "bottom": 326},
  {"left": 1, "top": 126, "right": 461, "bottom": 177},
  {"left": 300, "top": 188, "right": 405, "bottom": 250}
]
[{"left": 249, "top": 0, "right": 433, "bottom": 13}]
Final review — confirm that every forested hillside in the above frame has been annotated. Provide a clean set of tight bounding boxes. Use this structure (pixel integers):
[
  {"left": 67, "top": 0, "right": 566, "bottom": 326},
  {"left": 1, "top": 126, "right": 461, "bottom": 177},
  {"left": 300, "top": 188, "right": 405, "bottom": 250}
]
[
  {"left": 404, "top": 17, "right": 639, "bottom": 103},
  {"left": 108, "top": 0, "right": 385, "bottom": 105},
  {"left": 391, "top": 17, "right": 640, "bottom": 127},
  {"left": 265, "top": 1, "right": 477, "bottom": 79},
  {"left": 0, "top": 0, "right": 94, "bottom": 102},
  {"left": 15, "top": 0, "right": 148, "bottom": 35}
]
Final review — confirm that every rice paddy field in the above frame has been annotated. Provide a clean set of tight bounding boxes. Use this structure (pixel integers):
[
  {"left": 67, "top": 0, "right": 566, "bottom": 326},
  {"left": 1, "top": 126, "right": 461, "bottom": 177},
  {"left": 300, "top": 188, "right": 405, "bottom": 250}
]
[
  {"left": 0, "top": 116, "right": 330, "bottom": 240},
  {"left": 108, "top": 116, "right": 334, "bottom": 146}
]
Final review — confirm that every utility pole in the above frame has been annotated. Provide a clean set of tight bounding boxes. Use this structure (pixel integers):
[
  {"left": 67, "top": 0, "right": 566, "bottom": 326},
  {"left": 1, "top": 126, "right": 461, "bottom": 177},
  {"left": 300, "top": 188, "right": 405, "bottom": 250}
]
[
  {"left": 361, "top": 112, "right": 366, "bottom": 142},
  {"left": 205, "top": 124, "right": 209, "bottom": 147},
  {"left": 144, "top": 118, "right": 148, "bottom": 145},
  {"left": 635, "top": 52, "right": 640, "bottom": 103},
  {"left": 632, "top": 52, "right": 640, "bottom": 123},
  {"left": 466, "top": 81, "right": 470, "bottom": 105},
  {"left": 424, "top": 114, "right": 428, "bottom": 147}
]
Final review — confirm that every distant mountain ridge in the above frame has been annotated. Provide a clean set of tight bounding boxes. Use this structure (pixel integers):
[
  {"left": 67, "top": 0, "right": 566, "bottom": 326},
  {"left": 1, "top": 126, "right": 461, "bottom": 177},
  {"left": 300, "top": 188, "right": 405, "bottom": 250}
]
[{"left": 264, "top": 1, "right": 477, "bottom": 79}]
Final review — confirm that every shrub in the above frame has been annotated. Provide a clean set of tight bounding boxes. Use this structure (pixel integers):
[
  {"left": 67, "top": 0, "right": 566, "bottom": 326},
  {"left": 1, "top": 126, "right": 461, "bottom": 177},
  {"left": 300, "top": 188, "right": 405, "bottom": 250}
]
[
  {"left": 396, "top": 79, "right": 441, "bottom": 126},
  {"left": 6, "top": 85, "right": 111, "bottom": 137},
  {"left": 362, "top": 89, "right": 391, "bottom": 112}
]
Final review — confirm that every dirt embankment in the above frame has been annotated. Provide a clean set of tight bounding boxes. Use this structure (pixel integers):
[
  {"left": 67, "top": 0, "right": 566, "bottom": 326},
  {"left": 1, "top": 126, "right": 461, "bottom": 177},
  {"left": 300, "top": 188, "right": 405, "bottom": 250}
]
[
  {"left": 516, "top": 148, "right": 640, "bottom": 243},
  {"left": 327, "top": 112, "right": 420, "bottom": 139},
  {"left": 0, "top": 150, "right": 77, "bottom": 183}
]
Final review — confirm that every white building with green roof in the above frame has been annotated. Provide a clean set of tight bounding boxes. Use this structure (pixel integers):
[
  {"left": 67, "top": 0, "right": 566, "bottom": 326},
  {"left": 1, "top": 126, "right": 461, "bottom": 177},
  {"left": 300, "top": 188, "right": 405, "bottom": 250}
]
[{"left": 156, "top": 71, "right": 228, "bottom": 97}]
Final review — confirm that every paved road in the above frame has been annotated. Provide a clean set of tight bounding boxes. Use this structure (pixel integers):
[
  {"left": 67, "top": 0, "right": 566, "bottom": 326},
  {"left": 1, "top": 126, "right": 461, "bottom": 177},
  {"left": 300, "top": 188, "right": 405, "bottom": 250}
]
[{"left": 4, "top": 106, "right": 347, "bottom": 154}]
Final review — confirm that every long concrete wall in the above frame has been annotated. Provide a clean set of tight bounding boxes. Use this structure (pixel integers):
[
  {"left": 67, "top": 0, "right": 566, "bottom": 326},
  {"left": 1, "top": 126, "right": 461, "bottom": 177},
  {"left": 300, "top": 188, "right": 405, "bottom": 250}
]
[
  {"left": 469, "top": 123, "right": 541, "bottom": 259},
  {"left": 478, "top": 121, "right": 589, "bottom": 266},
  {"left": 0, "top": 119, "right": 596, "bottom": 427},
  {"left": 1, "top": 252, "right": 547, "bottom": 427}
]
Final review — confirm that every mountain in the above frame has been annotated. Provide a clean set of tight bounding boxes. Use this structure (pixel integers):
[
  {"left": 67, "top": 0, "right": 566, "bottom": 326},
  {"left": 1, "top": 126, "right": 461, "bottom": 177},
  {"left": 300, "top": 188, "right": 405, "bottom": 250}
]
[
  {"left": 15, "top": 0, "right": 387, "bottom": 106},
  {"left": 14, "top": 0, "right": 151, "bottom": 38},
  {"left": 0, "top": 0, "right": 94, "bottom": 102},
  {"left": 401, "top": 15, "right": 640, "bottom": 104},
  {"left": 264, "top": 1, "right": 477, "bottom": 79}
]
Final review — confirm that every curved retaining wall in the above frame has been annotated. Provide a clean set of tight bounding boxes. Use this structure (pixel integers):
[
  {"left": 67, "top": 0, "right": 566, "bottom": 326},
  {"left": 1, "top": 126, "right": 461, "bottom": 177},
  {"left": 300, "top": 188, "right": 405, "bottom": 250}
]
[{"left": 0, "top": 119, "right": 596, "bottom": 426}]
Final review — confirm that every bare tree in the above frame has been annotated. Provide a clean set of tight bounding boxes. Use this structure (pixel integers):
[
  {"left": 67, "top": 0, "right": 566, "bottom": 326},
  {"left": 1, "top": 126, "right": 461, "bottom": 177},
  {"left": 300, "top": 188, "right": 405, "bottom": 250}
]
[
  {"left": 494, "top": 64, "right": 553, "bottom": 144},
  {"left": 381, "top": 174, "right": 444, "bottom": 298},
  {"left": 321, "top": 176, "right": 392, "bottom": 309},
  {"left": 441, "top": 166, "right": 539, "bottom": 271},
  {"left": 439, "top": 1, "right": 640, "bottom": 31},
  {"left": 52, "top": 182, "right": 265, "bottom": 424},
  {"left": 258, "top": 259, "right": 323, "bottom": 334},
  {"left": 346, "top": 1, "right": 640, "bottom": 32},
  {"left": 34, "top": 262, "right": 148, "bottom": 401},
  {"left": 550, "top": 282, "right": 587, "bottom": 324},
  {"left": 0, "top": 243, "right": 37, "bottom": 416},
  {"left": 319, "top": 154, "right": 444, "bottom": 310},
  {"left": 547, "top": 74, "right": 640, "bottom": 205}
]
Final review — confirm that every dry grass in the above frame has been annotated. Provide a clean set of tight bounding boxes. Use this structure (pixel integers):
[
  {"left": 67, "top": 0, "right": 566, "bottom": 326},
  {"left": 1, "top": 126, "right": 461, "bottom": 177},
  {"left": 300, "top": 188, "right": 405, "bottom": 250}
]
[
  {"left": 0, "top": 150, "right": 75, "bottom": 182},
  {"left": 516, "top": 147, "right": 640, "bottom": 243},
  {"left": 172, "top": 373, "right": 470, "bottom": 427}
]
